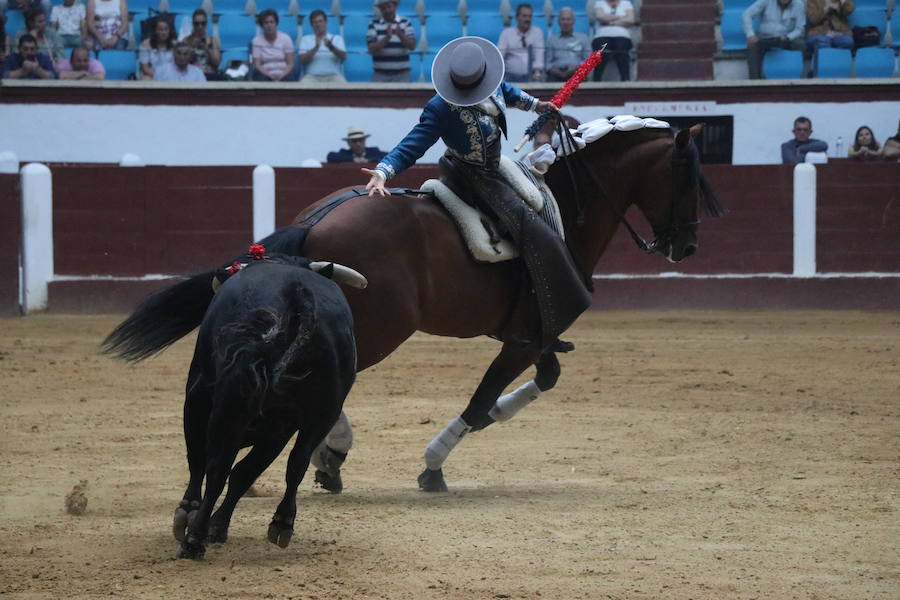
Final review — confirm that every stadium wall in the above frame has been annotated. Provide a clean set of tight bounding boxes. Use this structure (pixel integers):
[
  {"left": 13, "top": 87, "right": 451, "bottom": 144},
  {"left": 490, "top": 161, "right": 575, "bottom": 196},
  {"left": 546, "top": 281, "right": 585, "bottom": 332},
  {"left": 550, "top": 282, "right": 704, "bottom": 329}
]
[
  {"left": 2, "top": 80, "right": 899, "bottom": 167},
  {"left": 2, "top": 161, "right": 897, "bottom": 314}
]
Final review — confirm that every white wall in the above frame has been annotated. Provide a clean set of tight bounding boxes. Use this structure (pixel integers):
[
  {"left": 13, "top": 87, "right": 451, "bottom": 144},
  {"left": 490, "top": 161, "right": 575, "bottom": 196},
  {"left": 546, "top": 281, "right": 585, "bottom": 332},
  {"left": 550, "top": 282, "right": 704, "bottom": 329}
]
[{"left": 2, "top": 100, "right": 898, "bottom": 166}]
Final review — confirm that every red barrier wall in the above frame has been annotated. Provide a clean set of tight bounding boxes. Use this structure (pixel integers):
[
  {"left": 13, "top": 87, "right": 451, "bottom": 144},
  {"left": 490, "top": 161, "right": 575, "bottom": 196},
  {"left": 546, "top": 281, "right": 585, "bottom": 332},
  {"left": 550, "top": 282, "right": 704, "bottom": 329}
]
[
  {"left": 0, "top": 161, "right": 896, "bottom": 313},
  {"left": 0, "top": 174, "right": 21, "bottom": 316}
]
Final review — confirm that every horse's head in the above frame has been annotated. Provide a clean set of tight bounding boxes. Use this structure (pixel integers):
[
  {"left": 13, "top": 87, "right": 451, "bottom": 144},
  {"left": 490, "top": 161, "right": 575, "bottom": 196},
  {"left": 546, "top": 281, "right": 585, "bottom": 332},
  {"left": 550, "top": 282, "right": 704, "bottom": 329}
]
[{"left": 643, "top": 124, "right": 726, "bottom": 263}]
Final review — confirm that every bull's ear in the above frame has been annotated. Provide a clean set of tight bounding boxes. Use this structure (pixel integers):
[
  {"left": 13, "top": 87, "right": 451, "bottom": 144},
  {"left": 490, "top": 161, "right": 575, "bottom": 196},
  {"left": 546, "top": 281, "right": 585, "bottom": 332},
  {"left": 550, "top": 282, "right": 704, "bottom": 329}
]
[{"left": 310, "top": 261, "right": 335, "bottom": 279}]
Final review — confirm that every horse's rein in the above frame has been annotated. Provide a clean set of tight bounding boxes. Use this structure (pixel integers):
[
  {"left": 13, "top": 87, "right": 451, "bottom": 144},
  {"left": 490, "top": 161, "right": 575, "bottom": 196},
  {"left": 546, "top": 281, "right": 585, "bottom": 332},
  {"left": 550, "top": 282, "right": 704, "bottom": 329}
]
[{"left": 553, "top": 118, "right": 693, "bottom": 256}]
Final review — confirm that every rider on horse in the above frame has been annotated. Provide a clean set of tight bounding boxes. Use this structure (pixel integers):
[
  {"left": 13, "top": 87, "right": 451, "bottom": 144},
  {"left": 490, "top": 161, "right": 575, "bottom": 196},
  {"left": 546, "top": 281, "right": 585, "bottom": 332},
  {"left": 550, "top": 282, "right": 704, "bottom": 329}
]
[{"left": 363, "top": 37, "right": 593, "bottom": 351}]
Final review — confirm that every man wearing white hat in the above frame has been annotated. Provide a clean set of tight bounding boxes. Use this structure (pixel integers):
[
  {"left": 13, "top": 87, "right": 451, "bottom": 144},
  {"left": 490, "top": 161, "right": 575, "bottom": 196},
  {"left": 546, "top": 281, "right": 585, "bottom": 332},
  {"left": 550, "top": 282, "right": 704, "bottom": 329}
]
[
  {"left": 327, "top": 126, "right": 388, "bottom": 163},
  {"left": 363, "top": 37, "right": 593, "bottom": 351}
]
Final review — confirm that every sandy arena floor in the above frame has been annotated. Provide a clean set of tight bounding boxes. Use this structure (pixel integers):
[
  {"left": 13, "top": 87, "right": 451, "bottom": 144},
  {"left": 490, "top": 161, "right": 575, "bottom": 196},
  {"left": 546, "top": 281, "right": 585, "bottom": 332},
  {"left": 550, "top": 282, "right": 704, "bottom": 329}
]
[{"left": 0, "top": 310, "right": 897, "bottom": 599}]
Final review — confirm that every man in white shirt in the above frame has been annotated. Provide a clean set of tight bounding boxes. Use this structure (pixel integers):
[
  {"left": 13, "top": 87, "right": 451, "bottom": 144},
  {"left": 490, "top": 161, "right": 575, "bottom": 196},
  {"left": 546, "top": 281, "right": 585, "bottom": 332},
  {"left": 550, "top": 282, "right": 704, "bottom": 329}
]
[
  {"left": 497, "top": 3, "right": 544, "bottom": 82},
  {"left": 298, "top": 9, "right": 347, "bottom": 83},
  {"left": 154, "top": 42, "right": 206, "bottom": 82}
]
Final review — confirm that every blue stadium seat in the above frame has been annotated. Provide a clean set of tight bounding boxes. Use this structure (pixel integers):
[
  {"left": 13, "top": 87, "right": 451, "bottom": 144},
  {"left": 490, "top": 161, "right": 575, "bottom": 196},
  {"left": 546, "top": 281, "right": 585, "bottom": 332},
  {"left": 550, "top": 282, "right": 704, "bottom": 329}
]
[
  {"left": 720, "top": 8, "right": 748, "bottom": 51},
  {"left": 217, "top": 13, "right": 256, "bottom": 48},
  {"left": 815, "top": 47, "right": 852, "bottom": 77},
  {"left": 464, "top": 14, "right": 504, "bottom": 41},
  {"left": 212, "top": 0, "right": 250, "bottom": 14},
  {"left": 762, "top": 48, "right": 803, "bottom": 78},
  {"left": 277, "top": 13, "right": 301, "bottom": 42},
  {"left": 424, "top": 0, "right": 459, "bottom": 15},
  {"left": 5, "top": 10, "right": 26, "bottom": 38},
  {"left": 128, "top": 0, "right": 159, "bottom": 16},
  {"left": 422, "top": 16, "right": 462, "bottom": 50},
  {"left": 98, "top": 49, "right": 138, "bottom": 79},
  {"left": 722, "top": 0, "right": 755, "bottom": 8},
  {"left": 220, "top": 46, "right": 249, "bottom": 65},
  {"left": 854, "top": 46, "right": 896, "bottom": 77},
  {"left": 338, "top": 0, "right": 375, "bottom": 14},
  {"left": 166, "top": 0, "right": 202, "bottom": 15},
  {"left": 849, "top": 7, "right": 887, "bottom": 37},
  {"left": 341, "top": 13, "right": 371, "bottom": 51},
  {"left": 890, "top": 12, "right": 900, "bottom": 48},
  {"left": 419, "top": 49, "right": 435, "bottom": 81},
  {"left": 342, "top": 50, "right": 372, "bottom": 81}
]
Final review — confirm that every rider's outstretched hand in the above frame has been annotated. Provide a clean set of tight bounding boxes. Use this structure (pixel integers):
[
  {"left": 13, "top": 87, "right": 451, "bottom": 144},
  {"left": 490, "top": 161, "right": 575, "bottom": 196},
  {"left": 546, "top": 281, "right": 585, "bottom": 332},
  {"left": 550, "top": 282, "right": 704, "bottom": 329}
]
[{"left": 361, "top": 168, "right": 390, "bottom": 197}]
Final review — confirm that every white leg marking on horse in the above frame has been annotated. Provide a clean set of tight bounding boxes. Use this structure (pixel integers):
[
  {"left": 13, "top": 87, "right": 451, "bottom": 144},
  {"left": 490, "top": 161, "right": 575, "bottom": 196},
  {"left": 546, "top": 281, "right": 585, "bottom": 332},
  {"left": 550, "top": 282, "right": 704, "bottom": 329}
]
[
  {"left": 424, "top": 417, "right": 472, "bottom": 471},
  {"left": 488, "top": 381, "right": 541, "bottom": 422},
  {"left": 311, "top": 411, "right": 353, "bottom": 472}
]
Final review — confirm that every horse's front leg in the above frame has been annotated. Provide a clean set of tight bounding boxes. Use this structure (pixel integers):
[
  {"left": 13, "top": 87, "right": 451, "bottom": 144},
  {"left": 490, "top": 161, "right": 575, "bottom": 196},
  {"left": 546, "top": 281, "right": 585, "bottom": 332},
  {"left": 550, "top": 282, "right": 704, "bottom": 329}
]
[{"left": 418, "top": 342, "right": 549, "bottom": 492}]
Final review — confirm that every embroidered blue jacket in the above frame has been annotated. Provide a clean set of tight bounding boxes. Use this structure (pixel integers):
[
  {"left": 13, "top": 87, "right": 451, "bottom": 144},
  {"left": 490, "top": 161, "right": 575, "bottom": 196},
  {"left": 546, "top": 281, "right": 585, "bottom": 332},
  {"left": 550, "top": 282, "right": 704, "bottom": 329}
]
[{"left": 374, "top": 82, "right": 538, "bottom": 180}]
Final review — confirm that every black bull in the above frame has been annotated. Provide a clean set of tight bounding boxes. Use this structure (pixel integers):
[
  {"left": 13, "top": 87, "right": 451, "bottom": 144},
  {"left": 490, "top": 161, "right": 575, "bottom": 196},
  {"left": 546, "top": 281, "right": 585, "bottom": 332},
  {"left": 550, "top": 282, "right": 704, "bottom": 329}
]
[{"left": 172, "top": 255, "right": 358, "bottom": 560}]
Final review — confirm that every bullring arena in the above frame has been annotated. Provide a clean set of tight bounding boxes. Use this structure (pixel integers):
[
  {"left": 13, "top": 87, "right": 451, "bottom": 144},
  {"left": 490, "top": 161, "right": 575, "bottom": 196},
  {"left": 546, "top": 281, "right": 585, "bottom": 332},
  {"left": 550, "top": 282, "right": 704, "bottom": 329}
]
[{"left": 2, "top": 1, "right": 900, "bottom": 595}]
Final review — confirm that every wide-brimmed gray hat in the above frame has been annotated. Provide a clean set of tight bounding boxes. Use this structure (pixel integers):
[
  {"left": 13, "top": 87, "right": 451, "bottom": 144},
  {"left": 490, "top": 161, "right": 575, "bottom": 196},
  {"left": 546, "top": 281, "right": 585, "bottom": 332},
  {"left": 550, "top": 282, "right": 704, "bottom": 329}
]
[
  {"left": 432, "top": 37, "right": 505, "bottom": 107},
  {"left": 342, "top": 125, "right": 370, "bottom": 141}
]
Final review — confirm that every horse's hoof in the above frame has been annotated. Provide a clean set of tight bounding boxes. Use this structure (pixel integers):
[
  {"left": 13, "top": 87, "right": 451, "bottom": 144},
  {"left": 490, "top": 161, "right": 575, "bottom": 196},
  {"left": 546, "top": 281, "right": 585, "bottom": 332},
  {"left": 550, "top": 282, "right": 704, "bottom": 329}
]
[
  {"left": 207, "top": 522, "right": 229, "bottom": 544},
  {"left": 176, "top": 537, "right": 206, "bottom": 560},
  {"left": 314, "top": 469, "right": 343, "bottom": 494},
  {"left": 267, "top": 521, "right": 293, "bottom": 548},
  {"left": 417, "top": 468, "right": 448, "bottom": 493},
  {"left": 172, "top": 502, "right": 199, "bottom": 542},
  {"left": 550, "top": 338, "right": 575, "bottom": 353}
]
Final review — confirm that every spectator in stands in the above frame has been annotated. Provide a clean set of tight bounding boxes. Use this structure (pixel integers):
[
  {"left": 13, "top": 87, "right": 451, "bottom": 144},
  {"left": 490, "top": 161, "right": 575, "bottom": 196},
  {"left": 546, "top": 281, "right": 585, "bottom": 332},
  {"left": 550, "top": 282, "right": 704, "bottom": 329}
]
[
  {"left": 327, "top": 126, "right": 388, "bottom": 163},
  {"left": 298, "top": 9, "right": 346, "bottom": 83},
  {"left": 545, "top": 7, "right": 589, "bottom": 83},
  {"left": 57, "top": 45, "right": 105, "bottom": 79},
  {"left": 367, "top": 0, "right": 416, "bottom": 83},
  {"left": 182, "top": 8, "right": 222, "bottom": 81},
  {"left": 781, "top": 116, "right": 828, "bottom": 163},
  {"left": 498, "top": 3, "right": 544, "bottom": 82},
  {"left": 86, "top": 0, "right": 128, "bottom": 50},
  {"left": 139, "top": 17, "right": 175, "bottom": 80},
  {"left": 881, "top": 120, "right": 900, "bottom": 162},
  {"left": 742, "top": 0, "right": 806, "bottom": 80},
  {"left": 51, "top": 0, "right": 89, "bottom": 50},
  {"left": 13, "top": 8, "right": 66, "bottom": 63},
  {"left": 0, "top": 15, "right": 9, "bottom": 62},
  {"left": 847, "top": 125, "right": 881, "bottom": 160},
  {"left": 591, "top": 0, "right": 634, "bottom": 81},
  {"left": 251, "top": 9, "right": 296, "bottom": 82},
  {"left": 154, "top": 41, "right": 205, "bottom": 81},
  {"left": 1, "top": 34, "right": 57, "bottom": 79},
  {"left": 806, "top": 0, "right": 855, "bottom": 53}
]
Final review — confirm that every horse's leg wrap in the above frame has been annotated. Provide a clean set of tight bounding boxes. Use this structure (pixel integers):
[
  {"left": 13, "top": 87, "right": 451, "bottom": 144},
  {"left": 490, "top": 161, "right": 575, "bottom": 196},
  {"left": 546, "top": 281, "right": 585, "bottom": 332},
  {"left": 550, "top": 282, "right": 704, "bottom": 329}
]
[
  {"left": 311, "top": 411, "right": 353, "bottom": 474},
  {"left": 488, "top": 381, "right": 541, "bottom": 422},
  {"left": 424, "top": 416, "right": 472, "bottom": 471}
]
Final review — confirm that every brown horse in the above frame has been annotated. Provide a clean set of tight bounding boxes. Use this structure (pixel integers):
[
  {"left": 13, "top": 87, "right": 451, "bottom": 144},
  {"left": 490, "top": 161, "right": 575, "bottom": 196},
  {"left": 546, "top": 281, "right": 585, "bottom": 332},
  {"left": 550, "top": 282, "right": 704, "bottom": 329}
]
[{"left": 103, "top": 124, "right": 723, "bottom": 493}]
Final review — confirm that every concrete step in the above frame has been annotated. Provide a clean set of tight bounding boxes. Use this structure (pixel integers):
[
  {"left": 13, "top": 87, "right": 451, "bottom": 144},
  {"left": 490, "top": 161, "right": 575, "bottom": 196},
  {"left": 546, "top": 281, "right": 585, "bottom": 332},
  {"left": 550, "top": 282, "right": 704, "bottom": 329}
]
[
  {"left": 639, "top": 39, "right": 717, "bottom": 59},
  {"left": 637, "top": 58, "right": 714, "bottom": 80},
  {"left": 641, "top": 22, "right": 716, "bottom": 42},
  {"left": 640, "top": 3, "right": 719, "bottom": 22}
]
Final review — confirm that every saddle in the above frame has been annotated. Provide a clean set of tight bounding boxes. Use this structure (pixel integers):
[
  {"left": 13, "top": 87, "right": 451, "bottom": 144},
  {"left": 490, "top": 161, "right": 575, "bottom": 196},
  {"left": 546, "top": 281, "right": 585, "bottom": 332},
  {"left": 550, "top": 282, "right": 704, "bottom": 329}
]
[{"left": 424, "top": 155, "right": 565, "bottom": 264}]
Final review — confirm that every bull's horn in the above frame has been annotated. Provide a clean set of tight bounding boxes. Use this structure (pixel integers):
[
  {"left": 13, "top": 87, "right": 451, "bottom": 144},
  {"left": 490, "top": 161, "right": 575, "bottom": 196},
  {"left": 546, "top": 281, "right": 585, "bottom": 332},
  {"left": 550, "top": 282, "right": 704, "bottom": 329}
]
[{"left": 310, "top": 261, "right": 368, "bottom": 289}]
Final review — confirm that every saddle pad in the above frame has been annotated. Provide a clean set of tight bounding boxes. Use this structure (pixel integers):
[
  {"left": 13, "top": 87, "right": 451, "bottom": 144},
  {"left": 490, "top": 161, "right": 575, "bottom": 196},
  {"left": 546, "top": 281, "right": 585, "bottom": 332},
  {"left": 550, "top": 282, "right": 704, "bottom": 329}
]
[{"left": 421, "top": 179, "right": 519, "bottom": 263}]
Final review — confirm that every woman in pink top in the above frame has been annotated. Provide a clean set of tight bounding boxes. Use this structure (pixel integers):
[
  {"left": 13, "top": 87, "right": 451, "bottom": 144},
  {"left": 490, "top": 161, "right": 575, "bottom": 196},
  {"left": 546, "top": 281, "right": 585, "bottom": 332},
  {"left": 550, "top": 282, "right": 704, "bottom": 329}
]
[{"left": 251, "top": 9, "right": 295, "bottom": 82}]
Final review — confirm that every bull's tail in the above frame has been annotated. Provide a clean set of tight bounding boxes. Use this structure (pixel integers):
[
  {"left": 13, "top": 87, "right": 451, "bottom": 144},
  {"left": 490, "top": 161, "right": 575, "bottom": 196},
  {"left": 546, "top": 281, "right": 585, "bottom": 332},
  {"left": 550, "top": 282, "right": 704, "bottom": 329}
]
[
  {"left": 101, "top": 225, "right": 311, "bottom": 362},
  {"left": 215, "top": 299, "right": 316, "bottom": 411}
]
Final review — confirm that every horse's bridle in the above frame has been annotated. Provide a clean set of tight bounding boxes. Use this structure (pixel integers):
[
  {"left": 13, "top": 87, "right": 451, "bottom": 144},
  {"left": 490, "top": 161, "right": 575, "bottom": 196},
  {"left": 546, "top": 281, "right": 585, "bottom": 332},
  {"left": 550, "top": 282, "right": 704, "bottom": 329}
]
[{"left": 553, "top": 117, "right": 699, "bottom": 256}]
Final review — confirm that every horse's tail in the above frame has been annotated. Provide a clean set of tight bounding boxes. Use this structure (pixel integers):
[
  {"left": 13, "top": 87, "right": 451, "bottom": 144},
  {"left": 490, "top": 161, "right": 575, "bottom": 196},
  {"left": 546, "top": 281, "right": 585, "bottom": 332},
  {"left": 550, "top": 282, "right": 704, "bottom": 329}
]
[
  {"left": 101, "top": 225, "right": 312, "bottom": 362},
  {"left": 215, "top": 299, "right": 317, "bottom": 411}
]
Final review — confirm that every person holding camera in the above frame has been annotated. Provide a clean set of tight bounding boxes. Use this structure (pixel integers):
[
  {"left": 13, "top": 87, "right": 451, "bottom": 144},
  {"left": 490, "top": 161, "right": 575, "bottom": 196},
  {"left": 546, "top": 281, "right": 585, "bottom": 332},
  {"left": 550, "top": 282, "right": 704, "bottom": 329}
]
[
  {"left": 182, "top": 9, "right": 222, "bottom": 81},
  {"left": 742, "top": 0, "right": 806, "bottom": 80},
  {"left": 367, "top": 0, "right": 416, "bottom": 83}
]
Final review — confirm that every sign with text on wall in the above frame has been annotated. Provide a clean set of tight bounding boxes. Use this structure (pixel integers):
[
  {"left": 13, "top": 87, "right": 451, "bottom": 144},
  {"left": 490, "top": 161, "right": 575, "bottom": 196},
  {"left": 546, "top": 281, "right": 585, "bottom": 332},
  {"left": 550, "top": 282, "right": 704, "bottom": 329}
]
[{"left": 625, "top": 101, "right": 718, "bottom": 116}]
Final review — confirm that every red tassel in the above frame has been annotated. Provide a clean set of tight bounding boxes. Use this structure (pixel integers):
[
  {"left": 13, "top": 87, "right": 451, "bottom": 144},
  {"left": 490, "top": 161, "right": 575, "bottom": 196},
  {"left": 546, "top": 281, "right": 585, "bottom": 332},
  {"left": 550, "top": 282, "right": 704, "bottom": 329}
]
[
  {"left": 226, "top": 261, "right": 243, "bottom": 275},
  {"left": 248, "top": 244, "right": 266, "bottom": 260},
  {"left": 550, "top": 50, "right": 604, "bottom": 109}
]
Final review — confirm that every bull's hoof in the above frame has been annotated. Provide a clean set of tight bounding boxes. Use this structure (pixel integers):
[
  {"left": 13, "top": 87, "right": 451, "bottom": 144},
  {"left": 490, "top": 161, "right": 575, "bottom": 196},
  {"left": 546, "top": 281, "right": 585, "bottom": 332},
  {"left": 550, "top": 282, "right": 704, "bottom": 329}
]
[
  {"left": 267, "top": 520, "right": 294, "bottom": 548},
  {"left": 314, "top": 469, "right": 343, "bottom": 494},
  {"left": 417, "top": 468, "right": 448, "bottom": 493},
  {"left": 172, "top": 501, "right": 199, "bottom": 542},
  {"left": 176, "top": 537, "right": 206, "bottom": 560}
]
